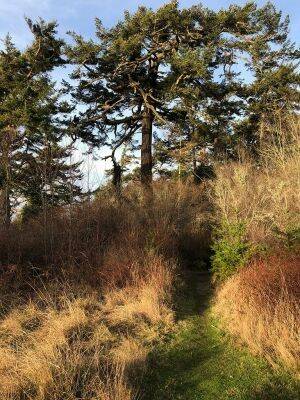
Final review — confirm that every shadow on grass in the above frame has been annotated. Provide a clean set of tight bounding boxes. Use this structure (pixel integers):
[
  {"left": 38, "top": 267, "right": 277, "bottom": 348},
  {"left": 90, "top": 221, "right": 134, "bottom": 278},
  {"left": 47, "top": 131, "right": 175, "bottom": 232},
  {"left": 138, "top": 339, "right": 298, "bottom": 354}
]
[
  {"left": 142, "top": 271, "right": 299, "bottom": 400},
  {"left": 245, "top": 376, "right": 300, "bottom": 400},
  {"left": 174, "top": 270, "right": 213, "bottom": 319}
]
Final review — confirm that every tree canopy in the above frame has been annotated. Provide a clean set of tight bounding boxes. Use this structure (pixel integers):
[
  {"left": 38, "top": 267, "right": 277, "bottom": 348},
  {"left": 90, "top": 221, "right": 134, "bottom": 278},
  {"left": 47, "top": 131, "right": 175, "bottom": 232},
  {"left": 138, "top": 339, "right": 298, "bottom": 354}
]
[{"left": 0, "top": 1, "right": 299, "bottom": 220}]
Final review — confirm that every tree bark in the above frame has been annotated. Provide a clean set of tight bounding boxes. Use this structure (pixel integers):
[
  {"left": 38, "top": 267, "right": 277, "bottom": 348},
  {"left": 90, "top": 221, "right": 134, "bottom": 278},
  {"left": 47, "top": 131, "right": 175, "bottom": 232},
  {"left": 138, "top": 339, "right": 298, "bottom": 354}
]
[
  {"left": 3, "top": 186, "right": 11, "bottom": 226},
  {"left": 1, "top": 132, "right": 12, "bottom": 226},
  {"left": 141, "top": 108, "right": 153, "bottom": 186},
  {"left": 112, "top": 160, "right": 122, "bottom": 198}
]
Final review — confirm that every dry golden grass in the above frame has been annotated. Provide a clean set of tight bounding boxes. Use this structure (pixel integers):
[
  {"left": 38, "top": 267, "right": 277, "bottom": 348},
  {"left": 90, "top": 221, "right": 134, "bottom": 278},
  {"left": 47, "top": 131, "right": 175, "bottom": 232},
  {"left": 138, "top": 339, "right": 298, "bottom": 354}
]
[
  {"left": 212, "top": 115, "right": 300, "bottom": 374},
  {"left": 0, "top": 254, "right": 174, "bottom": 399},
  {"left": 213, "top": 115, "right": 300, "bottom": 248},
  {"left": 0, "top": 180, "right": 210, "bottom": 399},
  {"left": 213, "top": 255, "right": 300, "bottom": 375}
]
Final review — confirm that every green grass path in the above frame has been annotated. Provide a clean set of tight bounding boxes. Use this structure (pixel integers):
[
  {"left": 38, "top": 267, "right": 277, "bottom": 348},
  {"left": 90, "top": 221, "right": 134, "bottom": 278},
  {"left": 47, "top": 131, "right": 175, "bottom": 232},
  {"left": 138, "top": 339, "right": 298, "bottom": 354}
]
[{"left": 143, "top": 272, "right": 299, "bottom": 400}]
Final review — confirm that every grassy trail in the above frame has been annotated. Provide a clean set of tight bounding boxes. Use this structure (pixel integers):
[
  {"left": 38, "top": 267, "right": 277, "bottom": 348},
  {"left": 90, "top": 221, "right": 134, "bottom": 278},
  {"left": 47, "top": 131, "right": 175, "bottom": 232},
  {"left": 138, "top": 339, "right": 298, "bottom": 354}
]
[{"left": 143, "top": 271, "right": 299, "bottom": 400}]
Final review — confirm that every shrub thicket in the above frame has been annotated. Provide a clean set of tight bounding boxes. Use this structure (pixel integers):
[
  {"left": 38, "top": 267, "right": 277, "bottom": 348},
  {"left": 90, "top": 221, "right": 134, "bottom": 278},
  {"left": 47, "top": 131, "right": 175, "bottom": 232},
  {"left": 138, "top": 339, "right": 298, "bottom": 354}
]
[
  {"left": 213, "top": 115, "right": 300, "bottom": 373},
  {"left": 211, "top": 115, "right": 300, "bottom": 281}
]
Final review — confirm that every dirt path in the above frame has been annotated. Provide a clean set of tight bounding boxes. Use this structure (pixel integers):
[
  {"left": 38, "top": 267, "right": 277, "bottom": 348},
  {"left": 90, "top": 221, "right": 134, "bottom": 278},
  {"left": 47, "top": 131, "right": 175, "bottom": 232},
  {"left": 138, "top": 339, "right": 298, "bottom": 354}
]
[{"left": 142, "top": 271, "right": 299, "bottom": 400}]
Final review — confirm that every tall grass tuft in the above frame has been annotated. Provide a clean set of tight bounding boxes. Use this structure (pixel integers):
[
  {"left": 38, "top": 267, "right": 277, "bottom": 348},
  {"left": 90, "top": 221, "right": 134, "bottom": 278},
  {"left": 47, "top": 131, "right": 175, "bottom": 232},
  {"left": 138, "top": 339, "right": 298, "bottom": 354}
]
[
  {"left": 214, "top": 254, "right": 300, "bottom": 374},
  {"left": 211, "top": 114, "right": 300, "bottom": 280}
]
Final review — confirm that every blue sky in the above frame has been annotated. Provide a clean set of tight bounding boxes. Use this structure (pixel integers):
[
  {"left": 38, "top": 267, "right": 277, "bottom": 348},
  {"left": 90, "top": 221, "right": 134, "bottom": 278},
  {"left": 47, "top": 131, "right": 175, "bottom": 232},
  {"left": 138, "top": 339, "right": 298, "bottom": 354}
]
[{"left": 0, "top": 1, "right": 299, "bottom": 48}]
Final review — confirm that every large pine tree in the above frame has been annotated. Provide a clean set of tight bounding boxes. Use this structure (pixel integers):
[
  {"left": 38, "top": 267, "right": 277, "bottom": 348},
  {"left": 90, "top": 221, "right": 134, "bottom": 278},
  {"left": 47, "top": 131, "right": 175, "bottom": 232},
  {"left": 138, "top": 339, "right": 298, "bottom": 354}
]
[
  {"left": 155, "top": 2, "right": 300, "bottom": 176},
  {"left": 67, "top": 1, "right": 226, "bottom": 189}
]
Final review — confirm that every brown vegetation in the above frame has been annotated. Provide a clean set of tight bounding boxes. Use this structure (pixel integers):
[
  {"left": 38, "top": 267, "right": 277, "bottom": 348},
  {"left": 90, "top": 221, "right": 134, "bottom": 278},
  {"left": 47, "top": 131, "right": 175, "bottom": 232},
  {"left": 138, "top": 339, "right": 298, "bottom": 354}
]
[
  {"left": 0, "top": 182, "right": 209, "bottom": 399},
  {"left": 0, "top": 255, "right": 173, "bottom": 399},
  {"left": 213, "top": 115, "right": 300, "bottom": 374},
  {"left": 213, "top": 115, "right": 300, "bottom": 249},
  {"left": 214, "top": 254, "right": 300, "bottom": 373},
  {"left": 0, "top": 181, "right": 210, "bottom": 271}
]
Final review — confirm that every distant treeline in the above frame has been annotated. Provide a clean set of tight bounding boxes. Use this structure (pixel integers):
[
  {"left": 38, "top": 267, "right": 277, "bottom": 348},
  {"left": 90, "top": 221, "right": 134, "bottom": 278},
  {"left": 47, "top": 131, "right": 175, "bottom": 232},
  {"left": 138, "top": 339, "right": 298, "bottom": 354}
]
[{"left": 0, "top": 1, "right": 299, "bottom": 222}]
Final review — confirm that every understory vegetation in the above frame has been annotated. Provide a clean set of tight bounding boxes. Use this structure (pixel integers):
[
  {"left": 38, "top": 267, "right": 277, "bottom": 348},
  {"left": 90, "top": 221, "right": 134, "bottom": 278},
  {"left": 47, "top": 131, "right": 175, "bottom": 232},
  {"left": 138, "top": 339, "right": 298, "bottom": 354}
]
[{"left": 0, "top": 185, "right": 209, "bottom": 399}]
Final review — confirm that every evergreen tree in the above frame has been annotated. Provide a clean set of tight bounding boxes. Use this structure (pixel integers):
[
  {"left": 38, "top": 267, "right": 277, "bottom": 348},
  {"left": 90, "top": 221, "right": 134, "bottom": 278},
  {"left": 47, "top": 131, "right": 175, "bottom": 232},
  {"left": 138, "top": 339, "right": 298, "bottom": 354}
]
[
  {"left": 155, "top": 2, "right": 299, "bottom": 176},
  {"left": 19, "top": 81, "right": 82, "bottom": 220},
  {"left": 20, "top": 142, "right": 81, "bottom": 220},
  {"left": 67, "top": 1, "right": 225, "bottom": 190},
  {"left": 0, "top": 19, "right": 80, "bottom": 224},
  {"left": 234, "top": 2, "right": 300, "bottom": 150}
]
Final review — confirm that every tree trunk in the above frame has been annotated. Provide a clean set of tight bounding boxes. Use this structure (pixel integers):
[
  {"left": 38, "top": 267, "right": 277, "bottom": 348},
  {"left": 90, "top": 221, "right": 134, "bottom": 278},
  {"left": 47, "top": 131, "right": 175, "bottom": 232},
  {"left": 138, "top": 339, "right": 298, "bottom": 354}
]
[
  {"left": 192, "top": 147, "right": 198, "bottom": 184},
  {"left": 1, "top": 133, "right": 12, "bottom": 226},
  {"left": 3, "top": 186, "right": 11, "bottom": 226},
  {"left": 112, "top": 160, "right": 122, "bottom": 198},
  {"left": 141, "top": 108, "right": 153, "bottom": 186}
]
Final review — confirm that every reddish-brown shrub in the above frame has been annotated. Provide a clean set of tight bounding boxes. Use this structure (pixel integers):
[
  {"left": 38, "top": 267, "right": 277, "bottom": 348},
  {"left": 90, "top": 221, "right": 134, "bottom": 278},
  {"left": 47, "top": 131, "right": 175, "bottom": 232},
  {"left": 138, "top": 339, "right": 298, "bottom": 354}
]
[
  {"left": 214, "top": 254, "right": 300, "bottom": 373},
  {"left": 239, "top": 254, "right": 300, "bottom": 307}
]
